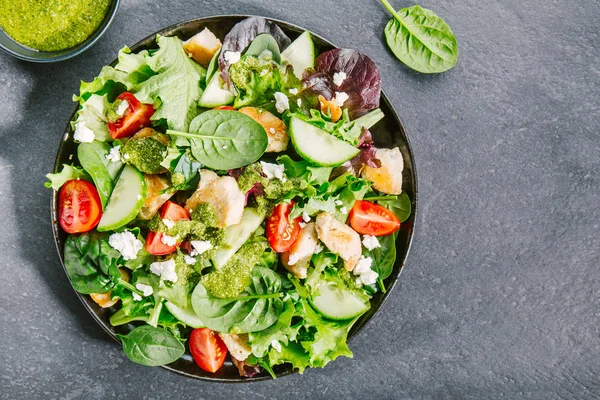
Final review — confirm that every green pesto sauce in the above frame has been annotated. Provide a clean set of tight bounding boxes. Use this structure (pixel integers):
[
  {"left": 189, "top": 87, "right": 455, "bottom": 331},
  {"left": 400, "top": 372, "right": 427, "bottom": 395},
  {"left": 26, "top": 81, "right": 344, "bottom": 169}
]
[
  {"left": 202, "top": 241, "right": 268, "bottom": 298},
  {"left": 0, "top": 0, "right": 112, "bottom": 52},
  {"left": 190, "top": 202, "right": 221, "bottom": 228},
  {"left": 238, "top": 162, "right": 300, "bottom": 201},
  {"left": 122, "top": 136, "right": 167, "bottom": 174},
  {"left": 149, "top": 214, "right": 224, "bottom": 245}
]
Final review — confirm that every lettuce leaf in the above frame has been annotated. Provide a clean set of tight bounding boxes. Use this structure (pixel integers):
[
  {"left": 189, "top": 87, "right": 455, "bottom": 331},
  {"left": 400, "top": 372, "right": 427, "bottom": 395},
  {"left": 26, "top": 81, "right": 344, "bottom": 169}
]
[
  {"left": 136, "top": 35, "right": 206, "bottom": 131},
  {"left": 45, "top": 164, "right": 91, "bottom": 190},
  {"left": 71, "top": 94, "right": 111, "bottom": 142}
]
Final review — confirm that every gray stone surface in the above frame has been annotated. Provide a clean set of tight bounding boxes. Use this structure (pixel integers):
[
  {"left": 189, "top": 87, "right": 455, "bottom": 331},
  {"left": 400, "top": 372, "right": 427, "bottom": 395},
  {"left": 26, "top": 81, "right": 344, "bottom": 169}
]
[{"left": 1, "top": 0, "right": 598, "bottom": 398}]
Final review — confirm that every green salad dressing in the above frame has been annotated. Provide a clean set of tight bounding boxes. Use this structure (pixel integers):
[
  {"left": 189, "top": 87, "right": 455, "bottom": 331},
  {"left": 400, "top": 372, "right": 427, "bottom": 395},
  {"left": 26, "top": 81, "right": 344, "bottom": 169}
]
[{"left": 0, "top": 0, "right": 112, "bottom": 52}]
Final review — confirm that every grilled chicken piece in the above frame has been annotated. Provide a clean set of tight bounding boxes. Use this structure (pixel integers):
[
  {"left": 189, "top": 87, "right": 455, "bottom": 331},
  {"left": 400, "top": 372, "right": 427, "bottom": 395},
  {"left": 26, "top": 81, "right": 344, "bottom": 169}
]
[
  {"left": 361, "top": 147, "right": 404, "bottom": 195},
  {"left": 182, "top": 28, "right": 222, "bottom": 68},
  {"left": 218, "top": 333, "right": 252, "bottom": 361},
  {"left": 238, "top": 107, "right": 289, "bottom": 152},
  {"left": 315, "top": 212, "right": 361, "bottom": 271},
  {"left": 138, "top": 174, "right": 174, "bottom": 220},
  {"left": 318, "top": 95, "right": 342, "bottom": 122},
  {"left": 281, "top": 222, "right": 319, "bottom": 279},
  {"left": 185, "top": 169, "right": 245, "bottom": 227}
]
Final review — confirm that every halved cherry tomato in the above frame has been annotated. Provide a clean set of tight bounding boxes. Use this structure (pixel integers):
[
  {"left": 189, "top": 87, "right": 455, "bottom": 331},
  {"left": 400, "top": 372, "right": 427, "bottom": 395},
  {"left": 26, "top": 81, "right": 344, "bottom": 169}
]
[
  {"left": 349, "top": 200, "right": 400, "bottom": 236},
  {"left": 146, "top": 201, "right": 190, "bottom": 255},
  {"left": 190, "top": 328, "right": 228, "bottom": 373},
  {"left": 213, "top": 105, "right": 236, "bottom": 111},
  {"left": 266, "top": 202, "right": 302, "bottom": 253},
  {"left": 58, "top": 180, "right": 102, "bottom": 234},
  {"left": 108, "top": 92, "right": 155, "bottom": 139}
]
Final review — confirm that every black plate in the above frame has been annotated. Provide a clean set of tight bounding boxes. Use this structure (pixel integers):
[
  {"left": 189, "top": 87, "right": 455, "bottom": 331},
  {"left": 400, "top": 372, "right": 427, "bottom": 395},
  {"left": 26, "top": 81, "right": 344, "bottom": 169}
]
[{"left": 51, "top": 15, "right": 418, "bottom": 382}]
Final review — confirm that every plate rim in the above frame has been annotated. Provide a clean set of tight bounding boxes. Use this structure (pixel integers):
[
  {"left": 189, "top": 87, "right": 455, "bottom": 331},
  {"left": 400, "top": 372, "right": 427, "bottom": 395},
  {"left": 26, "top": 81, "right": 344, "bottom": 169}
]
[{"left": 50, "top": 14, "right": 418, "bottom": 382}]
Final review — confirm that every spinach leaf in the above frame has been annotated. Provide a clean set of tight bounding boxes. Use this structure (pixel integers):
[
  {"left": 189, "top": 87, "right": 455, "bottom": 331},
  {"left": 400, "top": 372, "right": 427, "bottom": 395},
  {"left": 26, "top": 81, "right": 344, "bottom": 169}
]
[
  {"left": 248, "top": 299, "right": 298, "bottom": 358},
  {"left": 381, "top": 1, "right": 458, "bottom": 73},
  {"left": 245, "top": 34, "right": 281, "bottom": 63},
  {"left": 45, "top": 164, "right": 91, "bottom": 190},
  {"left": 205, "top": 48, "right": 221, "bottom": 83},
  {"left": 167, "top": 110, "right": 268, "bottom": 170},
  {"left": 63, "top": 234, "right": 121, "bottom": 294},
  {"left": 376, "top": 191, "right": 411, "bottom": 222},
  {"left": 135, "top": 35, "right": 207, "bottom": 131},
  {"left": 364, "top": 232, "right": 397, "bottom": 291},
  {"left": 191, "top": 267, "right": 284, "bottom": 333},
  {"left": 78, "top": 141, "right": 123, "bottom": 209},
  {"left": 116, "top": 325, "right": 185, "bottom": 367}
]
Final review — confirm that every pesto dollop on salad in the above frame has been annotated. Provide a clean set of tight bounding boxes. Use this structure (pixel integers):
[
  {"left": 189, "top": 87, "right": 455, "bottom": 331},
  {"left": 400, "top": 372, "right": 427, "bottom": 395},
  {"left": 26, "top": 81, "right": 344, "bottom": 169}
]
[{"left": 46, "top": 17, "right": 411, "bottom": 377}]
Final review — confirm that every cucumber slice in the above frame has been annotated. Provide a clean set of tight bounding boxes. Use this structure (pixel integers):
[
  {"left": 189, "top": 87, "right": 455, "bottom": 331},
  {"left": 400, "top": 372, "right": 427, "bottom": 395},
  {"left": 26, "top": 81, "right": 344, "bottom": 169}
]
[
  {"left": 289, "top": 117, "right": 360, "bottom": 166},
  {"left": 198, "top": 73, "right": 235, "bottom": 108},
  {"left": 97, "top": 165, "right": 146, "bottom": 232},
  {"left": 165, "top": 301, "right": 205, "bottom": 328},
  {"left": 211, "top": 208, "right": 265, "bottom": 268},
  {"left": 310, "top": 282, "right": 369, "bottom": 320},
  {"left": 281, "top": 31, "right": 315, "bottom": 79}
]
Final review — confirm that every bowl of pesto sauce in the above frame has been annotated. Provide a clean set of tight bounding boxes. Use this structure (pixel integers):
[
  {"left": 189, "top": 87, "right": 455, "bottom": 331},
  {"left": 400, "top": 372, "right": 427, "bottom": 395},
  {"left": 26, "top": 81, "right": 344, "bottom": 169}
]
[{"left": 0, "top": 0, "right": 119, "bottom": 62}]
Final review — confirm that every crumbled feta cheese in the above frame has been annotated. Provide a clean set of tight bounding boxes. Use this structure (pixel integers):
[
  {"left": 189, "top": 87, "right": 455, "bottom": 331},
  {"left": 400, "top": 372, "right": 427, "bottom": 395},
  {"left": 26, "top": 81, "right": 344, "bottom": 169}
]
[
  {"left": 184, "top": 255, "right": 197, "bottom": 265},
  {"left": 135, "top": 283, "right": 154, "bottom": 297},
  {"left": 269, "top": 127, "right": 276, "bottom": 134},
  {"left": 274, "top": 92, "right": 290, "bottom": 113},
  {"left": 299, "top": 222, "right": 307, "bottom": 229},
  {"left": 334, "top": 199, "right": 343, "bottom": 206},
  {"left": 260, "top": 69, "right": 269, "bottom": 76},
  {"left": 333, "top": 71, "right": 347, "bottom": 86},
  {"left": 302, "top": 212, "right": 311, "bottom": 223},
  {"left": 354, "top": 256, "right": 373, "bottom": 274},
  {"left": 222, "top": 145, "right": 227, "bottom": 149},
  {"left": 288, "top": 88, "right": 298, "bottom": 95},
  {"left": 334, "top": 92, "right": 349, "bottom": 107},
  {"left": 271, "top": 340, "right": 282, "bottom": 352},
  {"left": 288, "top": 253, "right": 301, "bottom": 266},
  {"left": 136, "top": 194, "right": 142, "bottom": 200},
  {"left": 297, "top": 98, "right": 302, "bottom": 107},
  {"left": 353, "top": 255, "right": 378, "bottom": 285},
  {"left": 69, "top": 154, "right": 73, "bottom": 160},
  {"left": 161, "top": 234, "right": 178, "bottom": 246},
  {"left": 106, "top": 145, "right": 122, "bottom": 163},
  {"left": 73, "top": 121, "right": 95, "bottom": 143},
  {"left": 150, "top": 259, "right": 178, "bottom": 282},
  {"left": 115, "top": 100, "right": 129, "bottom": 116},
  {"left": 132, "top": 292, "right": 142, "bottom": 301},
  {"left": 108, "top": 231, "right": 143, "bottom": 260},
  {"left": 190, "top": 240, "right": 213, "bottom": 255},
  {"left": 224, "top": 51, "right": 241, "bottom": 64},
  {"left": 260, "top": 161, "right": 286, "bottom": 181},
  {"left": 362, "top": 235, "right": 381, "bottom": 251},
  {"left": 339, "top": 206, "right": 348, "bottom": 214},
  {"left": 162, "top": 219, "right": 175, "bottom": 229},
  {"left": 123, "top": 153, "right": 130, "bottom": 160},
  {"left": 359, "top": 270, "right": 378, "bottom": 285},
  {"left": 314, "top": 243, "right": 324, "bottom": 254}
]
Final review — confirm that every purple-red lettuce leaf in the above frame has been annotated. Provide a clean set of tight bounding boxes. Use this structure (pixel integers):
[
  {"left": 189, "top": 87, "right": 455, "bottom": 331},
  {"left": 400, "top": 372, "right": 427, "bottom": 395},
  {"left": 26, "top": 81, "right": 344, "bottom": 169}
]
[
  {"left": 313, "top": 49, "right": 382, "bottom": 119},
  {"left": 219, "top": 17, "right": 291, "bottom": 88}
]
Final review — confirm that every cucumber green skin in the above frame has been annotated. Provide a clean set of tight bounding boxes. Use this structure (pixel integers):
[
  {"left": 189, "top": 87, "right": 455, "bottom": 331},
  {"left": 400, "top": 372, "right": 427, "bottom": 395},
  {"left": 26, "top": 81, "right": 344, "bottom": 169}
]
[
  {"left": 198, "top": 74, "right": 234, "bottom": 108},
  {"left": 310, "top": 283, "right": 369, "bottom": 321},
  {"left": 96, "top": 165, "right": 146, "bottom": 232},
  {"left": 165, "top": 301, "right": 206, "bottom": 328},
  {"left": 289, "top": 117, "right": 360, "bottom": 167},
  {"left": 281, "top": 31, "right": 315, "bottom": 79}
]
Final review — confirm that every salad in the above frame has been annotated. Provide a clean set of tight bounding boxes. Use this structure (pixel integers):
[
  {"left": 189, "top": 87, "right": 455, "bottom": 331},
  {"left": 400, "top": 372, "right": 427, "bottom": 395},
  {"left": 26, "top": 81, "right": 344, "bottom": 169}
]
[{"left": 46, "top": 17, "right": 411, "bottom": 377}]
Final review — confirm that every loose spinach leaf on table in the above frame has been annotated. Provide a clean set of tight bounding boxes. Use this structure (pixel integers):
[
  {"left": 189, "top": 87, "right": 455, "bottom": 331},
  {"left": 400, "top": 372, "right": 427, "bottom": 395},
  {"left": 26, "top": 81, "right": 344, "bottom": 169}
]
[
  {"left": 191, "top": 267, "right": 284, "bottom": 333},
  {"left": 167, "top": 110, "right": 268, "bottom": 170},
  {"left": 117, "top": 325, "right": 185, "bottom": 367},
  {"left": 380, "top": 0, "right": 458, "bottom": 73}
]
